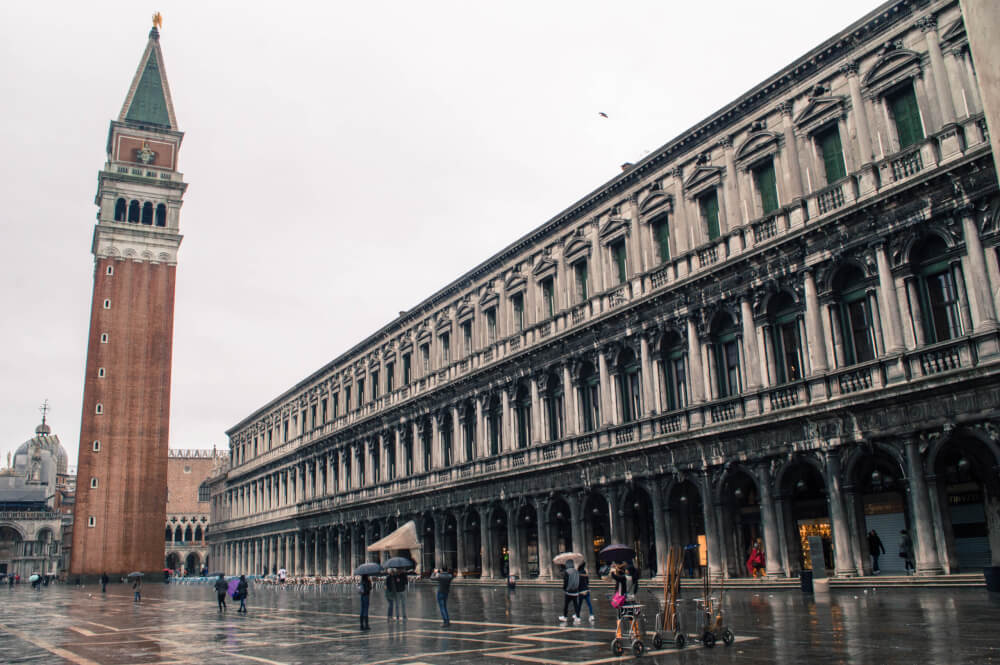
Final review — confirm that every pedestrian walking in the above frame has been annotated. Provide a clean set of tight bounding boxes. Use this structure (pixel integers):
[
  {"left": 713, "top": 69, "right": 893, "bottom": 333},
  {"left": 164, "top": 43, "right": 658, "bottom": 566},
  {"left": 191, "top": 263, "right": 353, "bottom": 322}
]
[
  {"left": 609, "top": 562, "right": 628, "bottom": 598},
  {"left": 431, "top": 568, "right": 453, "bottom": 627},
  {"left": 899, "top": 529, "right": 915, "bottom": 574},
  {"left": 747, "top": 538, "right": 765, "bottom": 578},
  {"left": 558, "top": 562, "right": 581, "bottom": 624},
  {"left": 577, "top": 563, "right": 595, "bottom": 623},
  {"left": 868, "top": 530, "right": 885, "bottom": 574},
  {"left": 214, "top": 574, "right": 228, "bottom": 611},
  {"left": 236, "top": 575, "right": 249, "bottom": 613},
  {"left": 358, "top": 574, "right": 372, "bottom": 631},
  {"left": 132, "top": 576, "right": 142, "bottom": 602},
  {"left": 384, "top": 571, "right": 397, "bottom": 620},
  {"left": 394, "top": 570, "right": 408, "bottom": 620},
  {"left": 100, "top": 572, "right": 109, "bottom": 593},
  {"left": 278, "top": 568, "right": 287, "bottom": 584},
  {"left": 683, "top": 543, "right": 698, "bottom": 577}
]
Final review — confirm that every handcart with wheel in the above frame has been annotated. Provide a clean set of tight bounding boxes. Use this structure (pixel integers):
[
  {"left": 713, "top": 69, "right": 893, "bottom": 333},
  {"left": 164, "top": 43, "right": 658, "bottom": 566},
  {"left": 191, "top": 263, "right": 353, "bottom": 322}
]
[
  {"left": 651, "top": 546, "right": 686, "bottom": 650},
  {"left": 689, "top": 569, "right": 735, "bottom": 648},
  {"left": 610, "top": 597, "right": 648, "bottom": 657}
]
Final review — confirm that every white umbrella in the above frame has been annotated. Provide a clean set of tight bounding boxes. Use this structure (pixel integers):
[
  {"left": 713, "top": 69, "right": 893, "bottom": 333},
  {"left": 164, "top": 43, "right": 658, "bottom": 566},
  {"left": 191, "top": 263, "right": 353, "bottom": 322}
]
[{"left": 553, "top": 552, "right": 585, "bottom": 566}]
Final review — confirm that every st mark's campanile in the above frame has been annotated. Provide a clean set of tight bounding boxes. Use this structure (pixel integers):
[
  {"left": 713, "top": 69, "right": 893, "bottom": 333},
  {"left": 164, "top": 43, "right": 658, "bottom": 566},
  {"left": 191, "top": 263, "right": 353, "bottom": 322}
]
[{"left": 70, "top": 18, "right": 187, "bottom": 578}]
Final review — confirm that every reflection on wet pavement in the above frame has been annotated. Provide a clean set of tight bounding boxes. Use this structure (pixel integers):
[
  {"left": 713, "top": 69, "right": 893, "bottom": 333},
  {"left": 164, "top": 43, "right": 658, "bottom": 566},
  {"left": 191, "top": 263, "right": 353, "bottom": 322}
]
[{"left": 1, "top": 581, "right": 998, "bottom": 664}]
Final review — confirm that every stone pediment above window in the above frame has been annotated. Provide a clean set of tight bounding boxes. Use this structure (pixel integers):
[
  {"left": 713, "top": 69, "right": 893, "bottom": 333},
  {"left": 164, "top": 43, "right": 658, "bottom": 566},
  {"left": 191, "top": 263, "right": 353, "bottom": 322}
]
[
  {"left": 862, "top": 48, "right": 923, "bottom": 98},
  {"left": 505, "top": 272, "right": 527, "bottom": 294},
  {"left": 794, "top": 96, "right": 846, "bottom": 135},
  {"left": 480, "top": 289, "right": 499, "bottom": 309},
  {"left": 683, "top": 165, "right": 724, "bottom": 197},
  {"left": 599, "top": 217, "right": 629, "bottom": 245},
  {"left": 639, "top": 192, "right": 672, "bottom": 219},
  {"left": 940, "top": 18, "right": 966, "bottom": 49},
  {"left": 456, "top": 302, "right": 474, "bottom": 322},
  {"left": 416, "top": 326, "right": 432, "bottom": 343},
  {"left": 435, "top": 312, "right": 451, "bottom": 332},
  {"left": 735, "top": 131, "right": 781, "bottom": 168},
  {"left": 564, "top": 236, "right": 591, "bottom": 263},
  {"left": 532, "top": 257, "right": 557, "bottom": 281}
]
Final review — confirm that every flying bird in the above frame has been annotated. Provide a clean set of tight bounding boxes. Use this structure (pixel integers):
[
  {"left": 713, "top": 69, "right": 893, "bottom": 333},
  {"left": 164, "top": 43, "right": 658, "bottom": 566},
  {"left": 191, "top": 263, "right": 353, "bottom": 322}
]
[{"left": 598, "top": 112, "right": 609, "bottom": 118}]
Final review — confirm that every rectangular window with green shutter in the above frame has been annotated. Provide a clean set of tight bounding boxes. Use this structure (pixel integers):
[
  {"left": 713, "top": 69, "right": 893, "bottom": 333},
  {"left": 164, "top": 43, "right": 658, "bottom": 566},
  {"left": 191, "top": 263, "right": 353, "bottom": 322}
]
[
  {"left": 652, "top": 214, "right": 670, "bottom": 263},
  {"left": 700, "top": 190, "right": 720, "bottom": 241},
  {"left": 753, "top": 159, "right": 779, "bottom": 214},
  {"left": 817, "top": 124, "right": 846, "bottom": 184},
  {"left": 887, "top": 84, "right": 924, "bottom": 150}
]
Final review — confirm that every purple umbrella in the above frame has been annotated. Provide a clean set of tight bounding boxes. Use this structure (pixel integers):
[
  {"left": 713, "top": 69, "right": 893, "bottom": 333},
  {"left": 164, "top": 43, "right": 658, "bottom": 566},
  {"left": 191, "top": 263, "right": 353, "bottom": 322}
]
[
  {"left": 227, "top": 578, "right": 240, "bottom": 599},
  {"left": 599, "top": 543, "right": 636, "bottom": 563}
]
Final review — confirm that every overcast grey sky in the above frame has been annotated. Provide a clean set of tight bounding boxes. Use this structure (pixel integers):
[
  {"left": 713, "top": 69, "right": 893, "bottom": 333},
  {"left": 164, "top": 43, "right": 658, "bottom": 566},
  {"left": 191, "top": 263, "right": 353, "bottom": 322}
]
[{"left": 0, "top": 0, "right": 883, "bottom": 469}]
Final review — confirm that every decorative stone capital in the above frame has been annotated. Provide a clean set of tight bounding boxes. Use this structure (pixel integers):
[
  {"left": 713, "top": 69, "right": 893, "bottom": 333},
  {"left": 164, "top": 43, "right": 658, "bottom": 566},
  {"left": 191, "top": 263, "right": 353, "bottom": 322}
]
[
  {"left": 838, "top": 60, "right": 859, "bottom": 77},
  {"left": 717, "top": 135, "right": 733, "bottom": 149},
  {"left": 777, "top": 101, "right": 794, "bottom": 117},
  {"left": 916, "top": 15, "right": 937, "bottom": 33}
]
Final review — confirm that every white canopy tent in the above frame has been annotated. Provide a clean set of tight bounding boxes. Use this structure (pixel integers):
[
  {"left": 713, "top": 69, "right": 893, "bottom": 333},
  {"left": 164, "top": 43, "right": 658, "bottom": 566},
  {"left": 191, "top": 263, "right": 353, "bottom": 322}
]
[{"left": 366, "top": 520, "right": 422, "bottom": 571}]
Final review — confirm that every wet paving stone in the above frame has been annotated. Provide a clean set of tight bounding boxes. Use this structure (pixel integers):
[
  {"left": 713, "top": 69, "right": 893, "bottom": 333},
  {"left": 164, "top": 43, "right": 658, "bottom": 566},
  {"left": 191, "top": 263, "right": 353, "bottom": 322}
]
[{"left": 0, "top": 581, "right": 999, "bottom": 664}]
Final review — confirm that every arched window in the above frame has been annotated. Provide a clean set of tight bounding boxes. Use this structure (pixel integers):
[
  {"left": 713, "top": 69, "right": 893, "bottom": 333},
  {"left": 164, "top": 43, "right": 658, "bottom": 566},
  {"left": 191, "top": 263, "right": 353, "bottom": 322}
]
[
  {"left": 659, "top": 331, "right": 687, "bottom": 411},
  {"left": 914, "top": 235, "right": 963, "bottom": 343},
  {"left": 173, "top": 526, "right": 181, "bottom": 544},
  {"left": 141, "top": 202, "right": 153, "bottom": 225},
  {"left": 487, "top": 395, "right": 503, "bottom": 456},
  {"left": 155, "top": 203, "right": 167, "bottom": 227},
  {"left": 768, "top": 293, "right": 803, "bottom": 384},
  {"left": 128, "top": 200, "right": 140, "bottom": 223},
  {"left": 184, "top": 525, "right": 193, "bottom": 543},
  {"left": 712, "top": 314, "right": 742, "bottom": 398},
  {"left": 343, "top": 453, "right": 351, "bottom": 490},
  {"left": 165, "top": 526, "right": 172, "bottom": 543},
  {"left": 616, "top": 348, "right": 642, "bottom": 423},
  {"left": 194, "top": 525, "right": 203, "bottom": 542},
  {"left": 356, "top": 446, "right": 366, "bottom": 485},
  {"left": 578, "top": 361, "right": 601, "bottom": 433},
  {"left": 514, "top": 382, "right": 532, "bottom": 448},
  {"left": 544, "top": 371, "right": 564, "bottom": 441},
  {"left": 833, "top": 266, "right": 876, "bottom": 366},
  {"left": 114, "top": 198, "right": 127, "bottom": 221}
]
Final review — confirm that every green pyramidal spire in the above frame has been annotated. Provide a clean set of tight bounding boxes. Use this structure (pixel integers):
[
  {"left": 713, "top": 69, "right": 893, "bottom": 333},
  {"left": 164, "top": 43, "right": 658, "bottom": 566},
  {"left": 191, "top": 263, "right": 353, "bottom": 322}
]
[{"left": 119, "top": 27, "right": 177, "bottom": 129}]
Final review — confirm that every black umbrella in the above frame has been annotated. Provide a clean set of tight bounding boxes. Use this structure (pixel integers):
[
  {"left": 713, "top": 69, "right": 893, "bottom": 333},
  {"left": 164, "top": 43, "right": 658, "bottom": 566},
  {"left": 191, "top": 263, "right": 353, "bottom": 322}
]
[
  {"left": 354, "top": 562, "right": 383, "bottom": 576},
  {"left": 384, "top": 557, "right": 414, "bottom": 569},
  {"left": 127, "top": 571, "right": 144, "bottom": 578},
  {"left": 598, "top": 543, "right": 636, "bottom": 562},
  {"left": 208, "top": 572, "right": 225, "bottom": 578}
]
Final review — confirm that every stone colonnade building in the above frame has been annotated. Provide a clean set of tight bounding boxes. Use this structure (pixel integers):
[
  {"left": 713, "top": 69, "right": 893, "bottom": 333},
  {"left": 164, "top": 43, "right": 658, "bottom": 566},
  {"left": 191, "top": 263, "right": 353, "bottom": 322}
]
[{"left": 209, "top": 0, "right": 1000, "bottom": 581}]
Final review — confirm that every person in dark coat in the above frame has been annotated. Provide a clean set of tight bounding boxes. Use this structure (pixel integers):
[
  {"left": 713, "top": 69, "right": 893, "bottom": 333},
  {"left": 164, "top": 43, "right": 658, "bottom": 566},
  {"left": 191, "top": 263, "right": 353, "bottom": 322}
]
[
  {"left": 236, "top": 575, "right": 249, "bottom": 613},
  {"left": 577, "top": 563, "right": 595, "bottom": 622},
  {"left": 868, "top": 530, "right": 885, "bottom": 574},
  {"left": 214, "top": 574, "right": 228, "bottom": 611},
  {"left": 100, "top": 572, "right": 109, "bottom": 594},
  {"left": 626, "top": 561, "right": 640, "bottom": 595},
  {"left": 558, "top": 562, "right": 581, "bottom": 624},
  {"left": 359, "top": 574, "right": 372, "bottom": 630},
  {"left": 899, "top": 530, "right": 914, "bottom": 575},
  {"left": 431, "top": 568, "right": 453, "bottom": 627}
]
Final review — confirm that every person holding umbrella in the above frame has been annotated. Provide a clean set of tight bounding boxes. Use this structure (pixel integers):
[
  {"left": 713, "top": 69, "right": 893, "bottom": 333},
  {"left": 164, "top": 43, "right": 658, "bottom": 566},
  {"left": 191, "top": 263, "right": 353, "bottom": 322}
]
[
  {"left": 354, "top": 561, "right": 381, "bottom": 631},
  {"left": 431, "top": 568, "right": 454, "bottom": 627},
  {"left": 214, "top": 574, "right": 228, "bottom": 612},
  {"left": 236, "top": 575, "right": 249, "bottom": 613},
  {"left": 128, "top": 573, "right": 143, "bottom": 602},
  {"left": 558, "top": 562, "right": 581, "bottom": 624}
]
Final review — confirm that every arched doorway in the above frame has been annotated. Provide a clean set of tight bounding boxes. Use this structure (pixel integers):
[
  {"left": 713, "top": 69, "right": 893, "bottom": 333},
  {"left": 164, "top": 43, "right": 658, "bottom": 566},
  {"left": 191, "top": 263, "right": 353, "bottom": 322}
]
[
  {"left": 668, "top": 480, "right": 705, "bottom": 577},
  {"left": 848, "top": 448, "right": 909, "bottom": 574},
  {"left": 185, "top": 552, "right": 201, "bottom": 576},
  {"left": 489, "top": 506, "right": 509, "bottom": 577},
  {"left": 622, "top": 487, "right": 656, "bottom": 576},
  {"left": 421, "top": 514, "right": 436, "bottom": 573},
  {"left": 165, "top": 551, "right": 181, "bottom": 571},
  {"left": 931, "top": 433, "right": 1000, "bottom": 571},
  {"left": 0, "top": 526, "right": 23, "bottom": 576},
  {"left": 582, "top": 492, "right": 611, "bottom": 574},
  {"left": 720, "top": 469, "right": 761, "bottom": 577},
  {"left": 515, "top": 504, "right": 539, "bottom": 578},
  {"left": 779, "top": 460, "right": 831, "bottom": 574},
  {"left": 462, "top": 511, "right": 481, "bottom": 577},
  {"left": 548, "top": 497, "right": 573, "bottom": 555},
  {"left": 442, "top": 513, "right": 458, "bottom": 571}
]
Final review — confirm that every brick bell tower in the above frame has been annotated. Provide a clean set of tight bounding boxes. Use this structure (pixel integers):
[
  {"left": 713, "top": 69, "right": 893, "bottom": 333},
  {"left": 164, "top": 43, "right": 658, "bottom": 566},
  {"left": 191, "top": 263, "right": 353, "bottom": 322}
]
[{"left": 70, "top": 17, "right": 187, "bottom": 580}]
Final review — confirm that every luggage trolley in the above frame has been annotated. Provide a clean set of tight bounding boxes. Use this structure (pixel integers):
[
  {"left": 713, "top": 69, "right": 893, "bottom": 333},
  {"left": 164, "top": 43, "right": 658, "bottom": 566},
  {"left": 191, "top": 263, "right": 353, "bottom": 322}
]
[
  {"left": 610, "top": 596, "right": 648, "bottom": 657},
  {"left": 691, "top": 570, "right": 734, "bottom": 648},
  {"left": 652, "top": 546, "right": 686, "bottom": 649}
]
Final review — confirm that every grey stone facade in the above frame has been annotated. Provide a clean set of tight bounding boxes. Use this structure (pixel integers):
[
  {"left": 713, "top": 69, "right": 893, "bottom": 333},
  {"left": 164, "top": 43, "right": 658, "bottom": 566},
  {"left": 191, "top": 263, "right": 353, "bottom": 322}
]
[{"left": 209, "top": 0, "right": 1000, "bottom": 580}]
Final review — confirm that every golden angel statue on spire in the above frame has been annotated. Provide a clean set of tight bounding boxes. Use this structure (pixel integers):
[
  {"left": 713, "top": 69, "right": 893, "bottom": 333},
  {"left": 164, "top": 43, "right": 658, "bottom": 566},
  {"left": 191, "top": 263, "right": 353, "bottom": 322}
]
[{"left": 152, "top": 12, "right": 163, "bottom": 30}]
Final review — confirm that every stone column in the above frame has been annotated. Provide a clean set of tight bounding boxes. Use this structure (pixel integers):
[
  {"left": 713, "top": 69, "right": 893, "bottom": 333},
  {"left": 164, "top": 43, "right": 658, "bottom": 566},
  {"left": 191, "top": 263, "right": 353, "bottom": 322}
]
[
  {"left": 777, "top": 101, "right": 804, "bottom": 201},
  {"left": 803, "top": 269, "right": 829, "bottom": 374},
  {"left": 824, "top": 451, "right": 857, "bottom": 576},
  {"left": 686, "top": 318, "right": 706, "bottom": 403},
  {"left": 475, "top": 396, "right": 486, "bottom": 458},
  {"left": 647, "top": 480, "right": 669, "bottom": 577},
  {"left": 740, "top": 297, "right": 761, "bottom": 390},
  {"left": 535, "top": 498, "right": 553, "bottom": 579},
  {"left": 477, "top": 506, "right": 492, "bottom": 579},
  {"left": 314, "top": 531, "right": 322, "bottom": 577},
  {"left": 639, "top": 333, "right": 656, "bottom": 416},
  {"left": 562, "top": 364, "right": 577, "bottom": 436},
  {"left": 875, "top": 242, "right": 906, "bottom": 352},
  {"left": 530, "top": 375, "right": 542, "bottom": 444},
  {"left": 960, "top": 210, "right": 999, "bottom": 330},
  {"left": 906, "top": 437, "right": 944, "bottom": 575},
  {"left": 755, "top": 464, "right": 783, "bottom": 577},
  {"left": 455, "top": 518, "right": 467, "bottom": 576},
  {"left": 501, "top": 388, "right": 513, "bottom": 452},
  {"left": 433, "top": 517, "right": 446, "bottom": 569},
  {"left": 597, "top": 350, "right": 613, "bottom": 426},
  {"left": 919, "top": 16, "right": 957, "bottom": 128},
  {"left": 506, "top": 504, "right": 521, "bottom": 578},
  {"left": 721, "top": 136, "right": 741, "bottom": 233},
  {"left": 698, "top": 474, "right": 724, "bottom": 579},
  {"left": 842, "top": 61, "right": 875, "bottom": 164}
]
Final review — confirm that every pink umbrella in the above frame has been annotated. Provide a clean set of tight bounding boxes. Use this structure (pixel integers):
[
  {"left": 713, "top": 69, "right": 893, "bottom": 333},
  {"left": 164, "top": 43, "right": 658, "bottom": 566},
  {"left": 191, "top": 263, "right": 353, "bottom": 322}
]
[{"left": 227, "top": 578, "right": 240, "bottom": 599}]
